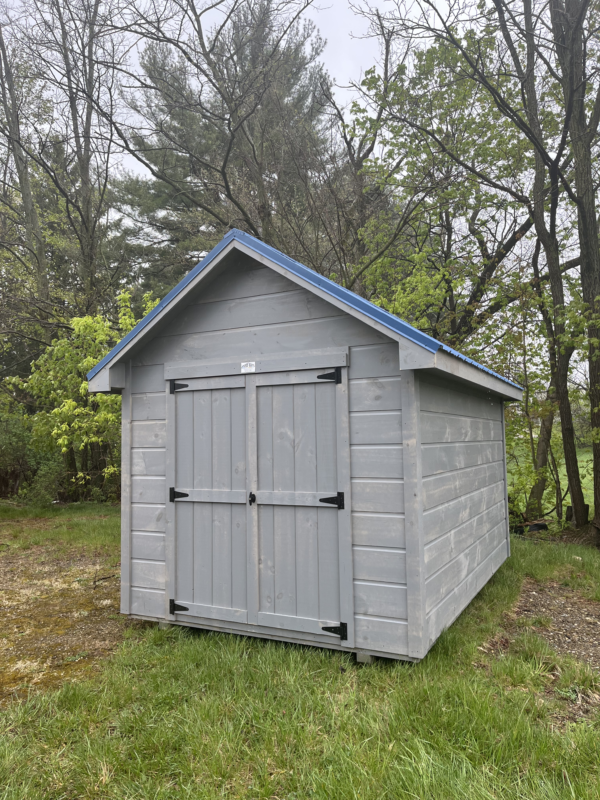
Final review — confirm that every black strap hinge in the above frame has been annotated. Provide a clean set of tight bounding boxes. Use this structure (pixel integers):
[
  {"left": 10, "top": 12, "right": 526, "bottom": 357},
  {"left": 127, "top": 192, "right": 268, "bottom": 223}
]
[
  {"left": 169, "top": 487, "right": 189, "bottom": 502},
  {"left": 169, "top": 599, "right": 189, "bottom": 614},
  {"left": 170, "top": 380, "right": 189, "bottom": 394},
  {"left": 317, "top": 366, "right": 341, "bottom": 384},
  {"left": 319, "top": 491, "right": 344, "bottom": 510},
  {"left": 321, "top": 622, "right": 347, "bottom": 640}
]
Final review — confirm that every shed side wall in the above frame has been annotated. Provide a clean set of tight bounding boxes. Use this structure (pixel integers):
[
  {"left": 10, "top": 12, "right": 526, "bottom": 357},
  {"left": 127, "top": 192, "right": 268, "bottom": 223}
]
[
  {"left": 125, "top": 258, "right": 408, "bottom": 654},
  {"left": 420, "top": 376, "right": 508, "bottom": 648}
]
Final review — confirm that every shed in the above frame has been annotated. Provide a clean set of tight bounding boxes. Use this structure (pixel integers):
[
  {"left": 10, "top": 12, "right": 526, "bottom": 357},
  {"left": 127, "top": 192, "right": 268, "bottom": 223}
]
[{"left": 88, "top": 229, "right": 522, "bottom": 661}]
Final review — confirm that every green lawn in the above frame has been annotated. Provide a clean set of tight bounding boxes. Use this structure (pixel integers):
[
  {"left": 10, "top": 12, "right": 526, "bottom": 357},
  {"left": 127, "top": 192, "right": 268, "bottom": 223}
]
[{"left": 1, "top": 504, "right": 600, "bottom": 799}]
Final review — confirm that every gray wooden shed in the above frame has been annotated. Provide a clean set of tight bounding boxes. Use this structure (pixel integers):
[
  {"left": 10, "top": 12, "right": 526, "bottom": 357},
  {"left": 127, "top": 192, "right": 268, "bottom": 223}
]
[{"left": 88, "top": 229, "right": 522, "bottom": 661}]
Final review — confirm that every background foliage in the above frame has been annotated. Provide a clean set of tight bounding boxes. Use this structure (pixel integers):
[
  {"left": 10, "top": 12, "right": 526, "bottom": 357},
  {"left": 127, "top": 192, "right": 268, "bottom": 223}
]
[{"left": 0, "top": 0, "right": 597, "bottom": 522}]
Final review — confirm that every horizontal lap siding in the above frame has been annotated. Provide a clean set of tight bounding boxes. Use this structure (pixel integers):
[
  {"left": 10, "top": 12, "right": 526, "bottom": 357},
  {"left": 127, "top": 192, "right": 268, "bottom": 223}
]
[
  {"left": 420, "top": 377, "right": 508, "bottom": 646},
  {"left": 349, "top": 344, "right": 407, "bottom": 654},
  {"left": 128, "top": 364, "right": 167, "bottom": 616}
]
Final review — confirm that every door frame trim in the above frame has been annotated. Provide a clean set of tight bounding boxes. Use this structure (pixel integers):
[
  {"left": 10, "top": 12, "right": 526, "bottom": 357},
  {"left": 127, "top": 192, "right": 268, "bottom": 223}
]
[
  {"left": 335, "top": 365, "right": 355, "bottom": 648},
  {"left": 165, "top": 359, "right": 355, "bottom": 640},
  {"left": 164, "top": 347, "right": 348, "bottom": 380},
  {"left": 165, "top": 385, "right": 176, "bottom": 619}
]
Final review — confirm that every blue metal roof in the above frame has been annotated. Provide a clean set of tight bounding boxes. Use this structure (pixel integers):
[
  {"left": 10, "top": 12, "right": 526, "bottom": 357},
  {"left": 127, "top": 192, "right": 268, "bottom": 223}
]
[{"left": 87, "top": 228, "right": 521, "bottom": 390}]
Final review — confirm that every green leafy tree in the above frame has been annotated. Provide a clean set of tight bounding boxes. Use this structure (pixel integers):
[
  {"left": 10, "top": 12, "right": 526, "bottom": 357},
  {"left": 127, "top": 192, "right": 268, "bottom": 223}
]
[{"left": 5, "top": 291, "right": 157, "bottom": 500}]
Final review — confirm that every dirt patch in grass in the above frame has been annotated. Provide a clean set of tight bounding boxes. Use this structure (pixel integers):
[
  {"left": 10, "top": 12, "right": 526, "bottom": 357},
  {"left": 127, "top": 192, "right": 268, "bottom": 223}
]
[
  {"left": 512, "top": 577, "right": 600, "bottom": 671},
  {"left": 0, "top": 538, "right": 132, "bottom": 704}
]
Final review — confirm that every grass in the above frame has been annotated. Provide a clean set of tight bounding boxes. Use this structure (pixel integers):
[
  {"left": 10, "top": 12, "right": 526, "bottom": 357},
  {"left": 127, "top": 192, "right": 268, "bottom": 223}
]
[
  {"left": 0, "top": 500, "right": 121, "bottom": 553},
  {"left": 1, "top": 505, "right": 600, "bottom": 799}
]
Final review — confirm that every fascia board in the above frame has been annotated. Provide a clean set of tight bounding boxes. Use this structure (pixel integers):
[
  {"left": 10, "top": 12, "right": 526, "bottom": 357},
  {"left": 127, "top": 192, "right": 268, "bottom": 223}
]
[
  {"left": 428, "top": 348, "right": 523, "bottom": 400},
  {"left": 88, "top": 363, "right": 126, "bottom": 394}
]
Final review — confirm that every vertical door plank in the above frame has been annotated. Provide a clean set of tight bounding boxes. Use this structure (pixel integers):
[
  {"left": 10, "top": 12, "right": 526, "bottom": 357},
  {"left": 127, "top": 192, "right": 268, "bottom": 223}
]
[
  {"left": 176, "top": 392, "right": 194, "bottom": 489},
  {"left": 317, "top": 507, "right": 340, "bottom": 622},
  {"left": 212, "top": 389, "right": 232, "bottom": 490},
  {"left": 272, "top": 385, "right": 297, "bottom": 615},
  {"left": 294, "top": 383, "right": 319, "bottom": 619},
  {"left": 192, "top": 389, "right": 212, "bottom": 605},
  {"left": 258, "top": 504, "right": 275, "bottom": 613},
  {"left": 274, "top": 505, "right": 296, "bottom": 615},
  {"left": 193, "top": 502, "right": 213, "bottom": 605},
  {"left": 273, "top": 385, "right": 295, "bottom": 491},
  {"left": 315, "top": 382, "right": 338, "bottom": 490},
  {"left": 176, "top": 502, "right": 194, "bottom": 602},
  {"left": 257, "top": 385, "right": 274, "bottom": 490},
  {"left": 246, "top": 375, "right": 259, "bottom": 624},
  {"left": 293, "top": 383, "right": 317, "bottom": 490},
  {"left": 295, "top": 506, "right": 319, "bottom": 619},
  {"left": 212, "top": 504, "right": 232, "bottom": 607},
  {"left": 231, "top": 386, "right": 248, "bottom": 611},
  {"left": 193, "top": 390, "right": 212, "bottom": 489},
  {"left": 212, "top": 389, "right": 232, "bottom": 607},
  {"left": 231, "top": 504, "right": 247, "bottom": 610},
  {"left": 231, "top": 388, "right": 246, "bottom": 491}
]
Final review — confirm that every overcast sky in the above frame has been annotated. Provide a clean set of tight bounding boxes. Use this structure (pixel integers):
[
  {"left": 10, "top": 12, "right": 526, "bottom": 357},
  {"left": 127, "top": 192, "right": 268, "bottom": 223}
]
[{"left": 305, "top": 1, "right": 384, "bottom": 105}]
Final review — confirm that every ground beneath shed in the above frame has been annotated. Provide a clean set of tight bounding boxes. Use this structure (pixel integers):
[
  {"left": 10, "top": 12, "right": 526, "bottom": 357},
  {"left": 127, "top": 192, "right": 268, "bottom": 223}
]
[
  {"left": 3, "top": 520, "right": 600, "bottom": 707},
  {"left": 511, "top": 577, "right": 600, "bottom": 672},
  {"left": 0, "top": 527, "right": 133, "bottom": 704}
]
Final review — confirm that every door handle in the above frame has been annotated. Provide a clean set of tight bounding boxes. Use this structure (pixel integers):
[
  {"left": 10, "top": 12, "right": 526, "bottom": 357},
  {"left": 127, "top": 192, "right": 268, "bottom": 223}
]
[{"left": 248, "top": 492, "right": 256, "bottom": 505}]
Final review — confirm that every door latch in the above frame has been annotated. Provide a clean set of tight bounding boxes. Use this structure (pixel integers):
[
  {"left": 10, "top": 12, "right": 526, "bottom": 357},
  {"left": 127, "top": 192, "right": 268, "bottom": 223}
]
[
  {"left": 248, "top": 492, "right": 256, "bottom": 505},
  {"left": 319, "top": 491, "right": 344, "bottom": 509}
]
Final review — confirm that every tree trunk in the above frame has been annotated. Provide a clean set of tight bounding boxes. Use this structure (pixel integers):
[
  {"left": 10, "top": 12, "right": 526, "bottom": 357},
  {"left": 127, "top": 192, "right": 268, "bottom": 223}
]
[
  {"left": 526, "top": 380, "right": 556, "bottom": 519},
  {"left": 0, "top": 26, "right": 50, "bottom": 311},
  {"left": 551, "top": 0, "right": 600, "bottom": 527},
  {"left": 532, "top": 197, "right": 586, "bottom": 525}
]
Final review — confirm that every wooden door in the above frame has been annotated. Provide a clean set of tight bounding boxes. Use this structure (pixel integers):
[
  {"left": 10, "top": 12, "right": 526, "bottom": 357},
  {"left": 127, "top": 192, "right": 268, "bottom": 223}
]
[
  {"left": 250, "top": 368, "right": 354, "bottom": 647},
  {"left": 168, "top": 375, "right": 249, "bottom": 623},
  {"left": 167, "top": 365, "right": 354, "bottom": 648}
]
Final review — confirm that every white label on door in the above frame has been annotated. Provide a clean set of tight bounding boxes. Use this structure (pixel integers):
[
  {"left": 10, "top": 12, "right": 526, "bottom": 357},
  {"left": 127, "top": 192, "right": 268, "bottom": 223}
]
[{"left": 241, "top": 361, "right": 256, "bottom": 373}]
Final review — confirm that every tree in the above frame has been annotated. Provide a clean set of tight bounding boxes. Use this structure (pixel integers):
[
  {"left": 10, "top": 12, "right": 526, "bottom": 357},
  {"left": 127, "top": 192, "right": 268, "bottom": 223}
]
[{"left": 358, "top": 0, "right": 598, "bottom": 526}]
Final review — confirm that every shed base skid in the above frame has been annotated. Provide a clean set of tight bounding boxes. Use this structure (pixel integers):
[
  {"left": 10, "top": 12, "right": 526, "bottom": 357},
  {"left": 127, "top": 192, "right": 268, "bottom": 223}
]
[
  {"left": 131, "top": 615, "right": 420, "bottom": 663},
  {"left": 355, "top": 652, "right": 376, "bottom": 665}
]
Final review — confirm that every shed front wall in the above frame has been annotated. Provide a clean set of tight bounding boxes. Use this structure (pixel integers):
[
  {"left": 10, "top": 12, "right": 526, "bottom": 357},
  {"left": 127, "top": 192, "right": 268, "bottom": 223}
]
[
  {"left": 121, "top": 256, "right": 408, "bottom": 656},
  {"left": 419, "top": 374, "right": 509, "bottom": 648}
]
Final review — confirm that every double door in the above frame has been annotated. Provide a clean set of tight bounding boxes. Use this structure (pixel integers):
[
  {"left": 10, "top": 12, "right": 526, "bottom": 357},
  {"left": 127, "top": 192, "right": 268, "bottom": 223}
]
[{"left": 165, "top": 365, "right": 354, "bottom": 647}]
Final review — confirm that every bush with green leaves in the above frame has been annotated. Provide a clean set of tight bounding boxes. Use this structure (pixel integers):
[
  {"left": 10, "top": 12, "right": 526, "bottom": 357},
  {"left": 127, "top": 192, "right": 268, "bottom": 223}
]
[{"left": 5, "top": 292, "right": 158, "bottom": 502}]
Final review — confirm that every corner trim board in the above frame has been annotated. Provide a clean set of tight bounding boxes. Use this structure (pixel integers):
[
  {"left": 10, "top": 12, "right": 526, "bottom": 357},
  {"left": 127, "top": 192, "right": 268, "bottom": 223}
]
[
  {"left": 401, "top": 370, "right": 428, "bottom": 658},
  {"left": 120, "top": 361, "right": 132, "bottom": 614}
]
